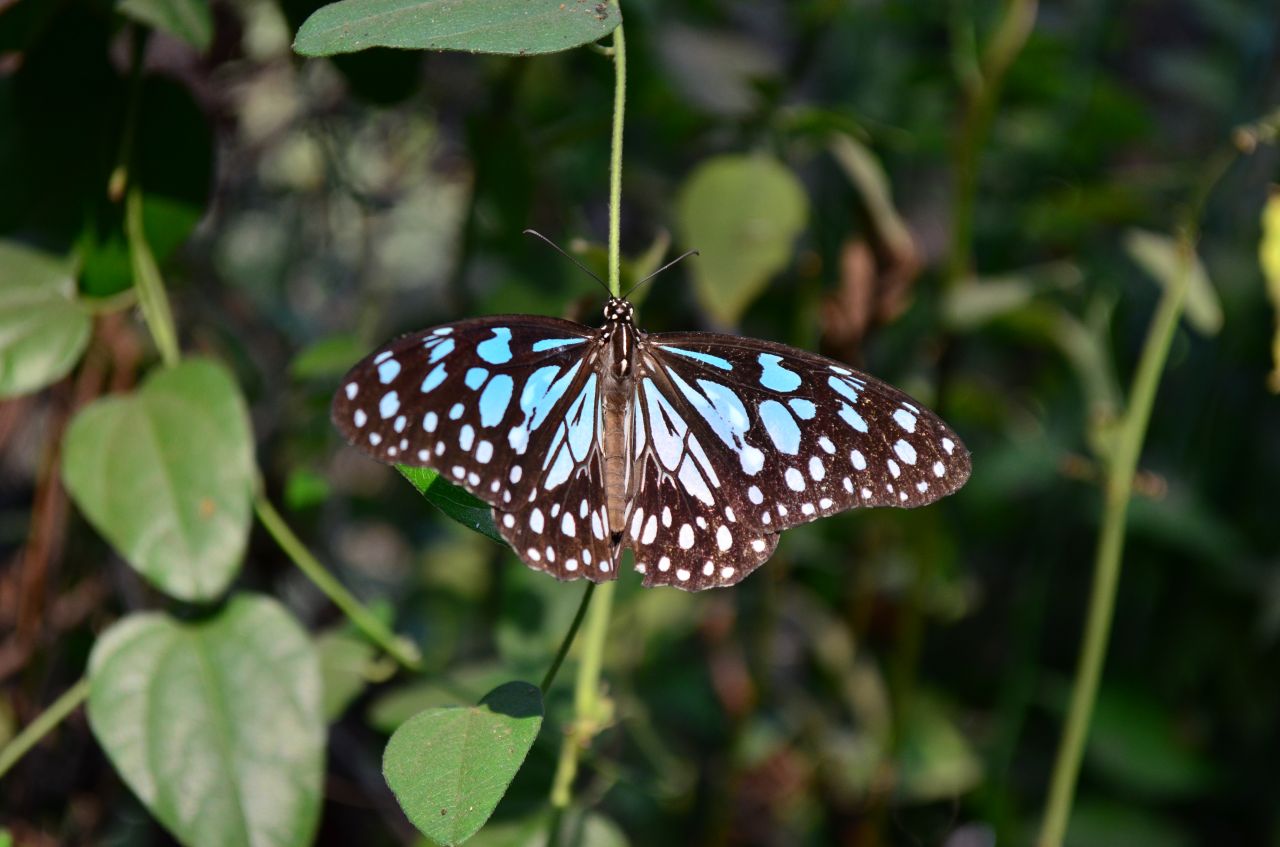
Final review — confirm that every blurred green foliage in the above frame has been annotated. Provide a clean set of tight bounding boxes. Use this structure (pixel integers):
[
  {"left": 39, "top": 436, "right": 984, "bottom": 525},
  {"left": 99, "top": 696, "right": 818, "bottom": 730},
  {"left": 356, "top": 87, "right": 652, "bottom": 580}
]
[{"left": 1, "top": 0, "right": 1279, "bottom": 846}]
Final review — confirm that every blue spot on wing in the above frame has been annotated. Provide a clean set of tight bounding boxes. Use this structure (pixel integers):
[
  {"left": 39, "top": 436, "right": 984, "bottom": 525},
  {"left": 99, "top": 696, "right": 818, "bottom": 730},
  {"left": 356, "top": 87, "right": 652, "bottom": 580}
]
[
  {"left": 758, "top": 353, "right": 801, "bottom": 392},
  {"left": 839, "top": 402, "right": 868, "bottom": 432},
  {"left": 465, "top": 367, "right": 489, "bottom": 389},
  {"left": 828, "top": 375, "right": 860, "bottom": 403},
  {"left": 479, "top": 374, "right": 514, "bottom": 427},
  {"left": 661, "top": 346, "right": 733, "bottom": 371},
  {"left": 532, "top": 337, "right": 587, "bottom": 352},
  {"left": 428, "top": 338, "right": 455, "bottom": 363},
  {"left": 788, "top": 398, "right": 816, "bottom": 419},
  {"left": 477, "top": 328, "right": 513, "bottom": 364},
  {"left": 758, "top": 399, "right": 801, "bottom": 454},
  {"left": 420, "top": 362, "right": 447, "bottom": 394}
]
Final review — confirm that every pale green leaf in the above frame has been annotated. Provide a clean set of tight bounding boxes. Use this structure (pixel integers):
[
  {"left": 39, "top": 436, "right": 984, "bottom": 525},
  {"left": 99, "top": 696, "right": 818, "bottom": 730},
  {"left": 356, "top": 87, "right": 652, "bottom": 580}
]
[
  {"left": 87, "top": 595, "right": 325, "bottom": 847},
  {"left": 1123, "top": 228, "right": 1222, "bottom": 336},
  {"left": 827, "top": 133, "right": 913, "bottom": 257},
  {"left": 398, "top": 465, "right": 503, "bottom": 543},
  {"left": 675, "top": 155, "right": 808, "bottom": 325},
  {"left": 384, "top": 682, "right": 544, "bottom": 846},
  {"left": 117, "top": 0, "right": 213, "bottom": 52},
  {"left": 294, "top": 0, "right": 621, "bottom": 58},
  {"left": 62, "top": 359, "right": 255, "bottom": 602},
  {"left": 0, "top": 241, "right": 90, "bottom": 398}
]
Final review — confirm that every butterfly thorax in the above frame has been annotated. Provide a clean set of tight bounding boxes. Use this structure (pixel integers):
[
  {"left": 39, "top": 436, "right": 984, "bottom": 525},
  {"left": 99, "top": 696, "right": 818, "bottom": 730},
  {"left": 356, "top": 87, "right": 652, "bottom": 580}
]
[{"left": 598, "top": 297, "right": 639, "bottom": 540}]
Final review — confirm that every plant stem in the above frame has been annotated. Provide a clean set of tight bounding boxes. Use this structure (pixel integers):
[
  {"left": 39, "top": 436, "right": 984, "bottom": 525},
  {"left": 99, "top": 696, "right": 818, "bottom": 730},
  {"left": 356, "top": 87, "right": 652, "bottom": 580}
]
[
  {"left": 1035, "top": 118, "right": 1269, "bottom": 842},
  {"left": 545, "top": 20, "right": 627, "bottom": 832},
  {"left": 541, "top": 582, "right": 597, "bottom": 693},
  {"left": 0, "top": 677, "right": 90, "bottom": 780},
  {"left": 125, "top": 188, "right": 181, "bottom": 367},
  {"left": 606, "top": 24, "right": 626, "bottom": 298},
  {"left": 253, "top": 493, "right": 422, "bottom": 671},
  {"left": 948, "top": 0, "right": 1038, "bottom": 285},
  {"left": 550, "top": 579, "right": 616, "bottom": 808}
]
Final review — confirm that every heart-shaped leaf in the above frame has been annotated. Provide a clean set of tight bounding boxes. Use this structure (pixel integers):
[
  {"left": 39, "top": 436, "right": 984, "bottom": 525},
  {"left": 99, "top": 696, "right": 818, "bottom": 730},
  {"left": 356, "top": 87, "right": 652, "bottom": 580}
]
[
  {"left": 675, "top": 155, "right": 808, "bottom": 326},
  {"left": 294, "top": 0, "right": 621, "bottom": 58},
  {"left": 0, "top": 240, "right": 90, "bottom": 398},
  {"left": 383, "top": 681, "right": 544, "bottom": 846},
  {"left": 62, "top": 359, "right": 255, "bottom": 601},
  {"left": 87, "top": 594, "right": 325, "bottom": 847},
  {"left": 398, "top": 465, "right": 503, "bottom": 543}
]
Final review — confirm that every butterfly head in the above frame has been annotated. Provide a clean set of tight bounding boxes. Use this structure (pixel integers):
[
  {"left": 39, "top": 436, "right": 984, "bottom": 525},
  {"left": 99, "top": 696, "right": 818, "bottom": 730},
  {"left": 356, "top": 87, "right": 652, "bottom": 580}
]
[{"left": 603, "top": 297, "right": 634, "bottom": 325}]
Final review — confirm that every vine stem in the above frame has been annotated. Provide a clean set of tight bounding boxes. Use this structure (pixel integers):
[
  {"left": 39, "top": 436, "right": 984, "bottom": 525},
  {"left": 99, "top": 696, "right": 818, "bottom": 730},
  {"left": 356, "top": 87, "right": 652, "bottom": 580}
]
[
  {"left": 1035, "top": 115, "right": 1276, "bottom": 844},
  {"left": 253, "top": 494, "right": 422, "bottom": 671},
  {"left": 948, "top": 0, "right": 1038, "bottom": 285},
  {"left": 546, "top": 17, "right": 627, "bottom": 829},
  {"left": 541, "top": 582, "right": 597, "bottom": 693},
  {"left": 126, "top": 188, "right": 180, "bottom": 367},
  {"left": 606, "top": 23, "right": 626, "bottom": 299},
  {"left": 0, "top": 677, "right": 90, "bottom": 780}
]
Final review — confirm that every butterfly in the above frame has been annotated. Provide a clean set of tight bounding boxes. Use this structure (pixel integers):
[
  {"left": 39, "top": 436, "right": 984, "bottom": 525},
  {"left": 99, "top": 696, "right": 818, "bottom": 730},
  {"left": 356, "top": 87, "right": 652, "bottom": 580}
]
[{"left": 332, "top": 255, "right": 970, "bottom": 591}]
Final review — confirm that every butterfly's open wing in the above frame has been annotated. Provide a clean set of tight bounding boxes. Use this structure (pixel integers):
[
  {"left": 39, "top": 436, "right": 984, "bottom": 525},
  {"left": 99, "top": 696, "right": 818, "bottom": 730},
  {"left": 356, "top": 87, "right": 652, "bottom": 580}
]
[
  {"left": 332, "top": 316, "right": 616, "bottom": 583},
  {"left": 624, "top": 332, "right": 970, "bottom": 590}
]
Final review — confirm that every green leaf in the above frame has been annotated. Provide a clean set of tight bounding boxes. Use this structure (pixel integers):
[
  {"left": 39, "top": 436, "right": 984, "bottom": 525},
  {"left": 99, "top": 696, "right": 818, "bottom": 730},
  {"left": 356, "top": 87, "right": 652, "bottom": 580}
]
[
  {"left": 117, "top": 0, "right": 213, "bottom": 52},
  {"left": 1123, "top": 228, "right": 1222, "bottom": 336},
  {"left": 0, "top": 240, "right": 90, "bottom": 398},
  {"left": 1260, "top": 191, "right": 1280, "bottom": 392},
  {"left": 317, "top": 629, "right": 380, "bottom": 721},
  {"left": 290, "top": 333, "right": 366, "bottom": 380},
  {"left": 1065, "top": 799, "right": 1194, "bottom": 847},
  {"left": 398, "top": 465, "right": 503, "bottom": 544},
  {"left": 827, "top": 133, "right": 913, "bottom": 258},
  {"left": 87, "top": 594, "right": 325, "bottom": 847},
  {"left": 465, "top": 807, "right": 628, "bottom": 847},
  {"left": 62, "top": 359, "right": 255, "bottom": 602},
  {"left": 294, "top": 0, "right": 621, "bottom": 58},
  {"left": 675, "top": 155, "right": 808, "bottom": 325},
  {"left": 368, "top": 663, "right": 515, "bottom": 733},
  {"left": 384, "top": 681, "right": 544, "bottom": 846}
]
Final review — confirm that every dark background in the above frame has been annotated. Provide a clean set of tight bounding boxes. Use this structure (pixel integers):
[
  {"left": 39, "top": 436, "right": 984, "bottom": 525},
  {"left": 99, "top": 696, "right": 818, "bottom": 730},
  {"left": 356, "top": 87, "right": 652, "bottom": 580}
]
[{"left": 2, "top": 0, "right": 1279, "bottom": 845}]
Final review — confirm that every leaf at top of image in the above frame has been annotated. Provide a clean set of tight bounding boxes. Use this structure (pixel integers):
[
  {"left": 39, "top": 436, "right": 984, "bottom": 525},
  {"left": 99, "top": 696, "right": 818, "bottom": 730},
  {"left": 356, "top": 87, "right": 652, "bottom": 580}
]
[
  {"left": 383, "top": 681, "right": 544, "bottom": 846},
  {"left": 294, "top": 0, "right": 622, "bottom": 58},
  {"left": 675, "top": 155, "right": 808, "bottom": 326},
  {"left": 61, "top": 359, "right": 256, "bottom": 602},
  {"left": 87, "top": 594, "right": 325, "bottom": 847},
  {"left": 0, "top": 240, "right": 90, "bottom": 398}
]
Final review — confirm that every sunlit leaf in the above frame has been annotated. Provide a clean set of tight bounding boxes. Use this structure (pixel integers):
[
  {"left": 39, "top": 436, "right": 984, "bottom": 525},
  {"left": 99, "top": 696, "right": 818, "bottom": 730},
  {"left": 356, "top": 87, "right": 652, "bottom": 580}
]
[
  {"left": 117, "top": 0, "right": 213, "bottom": 52},
  {"left": 87, "top": 595, "right": 324, "bottom": 847},
  {"left": 1124, "top": 228, "right": 1222, "bottom": 336},
  {"left": 0, "top": 240, "right": 90, "bottom": 398},
  {"left": 62, "top": 359, "right": 255, "bottom": 602},
  {"left": 675, "top": 155, "right": 808, "bottom": 325},
  {"left": 294, "top": 0, "right": 621, "bottom": 58},
  {"left": 398, "top": 465, "right": 503, "bottom": 543},
  {"left": 1259, "top": 191, "right": 1280, "bottom": 392},
  {"left": 384, "top": 681, "right": 544, "bottom": 846}
]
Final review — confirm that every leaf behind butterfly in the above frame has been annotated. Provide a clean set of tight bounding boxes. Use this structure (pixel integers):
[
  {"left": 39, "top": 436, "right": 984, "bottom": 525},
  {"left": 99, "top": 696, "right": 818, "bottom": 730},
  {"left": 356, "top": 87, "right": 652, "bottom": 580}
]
[{"left": 397, "top": 465, "right": 503, "bottom": 544}]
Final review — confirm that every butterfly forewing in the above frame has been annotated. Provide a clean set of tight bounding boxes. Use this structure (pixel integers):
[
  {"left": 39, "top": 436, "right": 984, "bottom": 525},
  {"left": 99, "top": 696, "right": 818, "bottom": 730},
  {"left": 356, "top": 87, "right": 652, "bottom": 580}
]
[{"left": 618, "top": 332, "right": 970, "bottom": 588}]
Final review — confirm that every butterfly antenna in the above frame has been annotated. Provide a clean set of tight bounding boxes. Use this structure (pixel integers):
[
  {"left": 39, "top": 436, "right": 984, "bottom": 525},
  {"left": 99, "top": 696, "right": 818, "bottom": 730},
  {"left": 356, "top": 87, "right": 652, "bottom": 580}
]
[
  {"left": 621, "top": 249, "right": 699, "bottom": 299},
  {"left": 523, "top": 229, "right": 610, "bottom": 294}
]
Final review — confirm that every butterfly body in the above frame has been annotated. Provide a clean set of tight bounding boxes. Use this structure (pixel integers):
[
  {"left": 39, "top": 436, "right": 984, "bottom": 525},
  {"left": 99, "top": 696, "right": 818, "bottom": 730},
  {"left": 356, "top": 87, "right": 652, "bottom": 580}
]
[{"left": 333, "top": 297, "right": 970, "bottom": 590}]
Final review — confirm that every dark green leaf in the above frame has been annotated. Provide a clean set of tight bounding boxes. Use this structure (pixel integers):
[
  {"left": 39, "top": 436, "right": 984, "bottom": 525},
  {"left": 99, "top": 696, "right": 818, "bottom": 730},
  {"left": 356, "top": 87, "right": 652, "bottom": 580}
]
[
  {"left": 383, "top": 681, "right": 544, "bottom": 846},
  {"left": 62, "top": 359, "right": 255, "bottom": 601},
  {"left": 117, "top": 0, "right": 213, "bottom": 52},
  {"left": 294, "top": 0, "right": 621, "bottom": 58},
  {"left": 675, "top": 155, "right": 807, "bottom": 325},
  {"left": 398, "top": 465, "right": 503, "bottom": 544},
  {"left": 0, "top": 240, "right": 90, "bottom": 398},
  {"left": 87, "top": 594, "right": 325, "bottom": 847}
]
